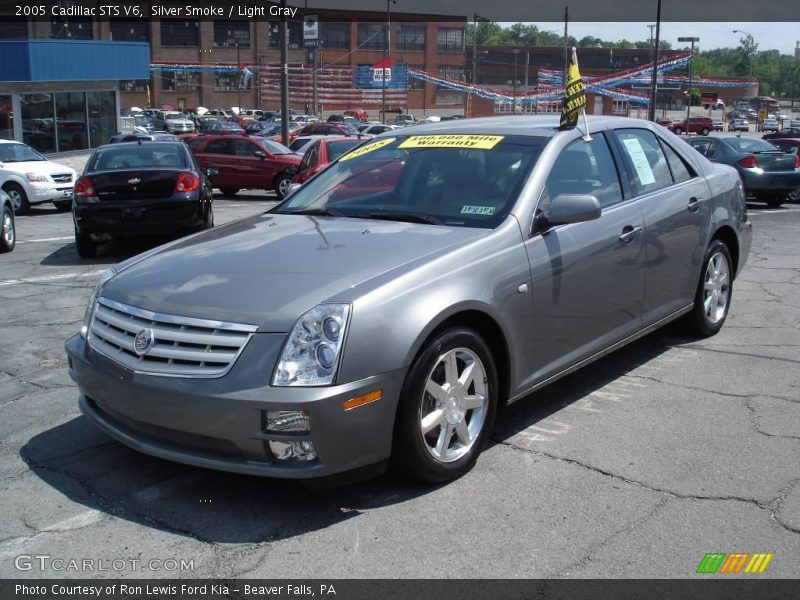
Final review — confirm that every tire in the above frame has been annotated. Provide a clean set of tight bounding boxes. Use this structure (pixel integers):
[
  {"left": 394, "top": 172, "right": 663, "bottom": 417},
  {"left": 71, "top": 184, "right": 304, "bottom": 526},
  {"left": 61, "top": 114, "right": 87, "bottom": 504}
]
[
  {"left": 765, "top": 196, "right": 783, "bottom": 208},
  {"left": 4, "top": 184, "right": 29, "bottom": 215},
  {"left": 674, "top": 127, "right": 683, "bottom": 135},
  {"left": 682, "top": 240, "right": 733, "bottom": 337},
  {"left": 53, "top": 200, "right": 72, "bottom": 211},
  {"left": 391, "top": 327, "right": 498, "bottom": 483},
  {"left": 219, "top": 187, "right": 239, "bottom": 196},
  {"left": 0, "top": 205, "right": 15, "bottom": 253},
  {"left": 273, "top": 173, "right": 292, "bottom": 200},
  {"left": 74, "top": 228, "right": 97, "bottom": 258},
  {"left": 701, "top": 128, "right": 710, "bottom": 136}
]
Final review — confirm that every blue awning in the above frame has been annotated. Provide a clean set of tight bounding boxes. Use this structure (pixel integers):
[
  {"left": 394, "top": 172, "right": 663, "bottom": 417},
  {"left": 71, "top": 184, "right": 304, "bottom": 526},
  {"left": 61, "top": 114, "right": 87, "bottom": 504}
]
[{"left": 0, "top": 39, "right": 150, "bottom": 83}]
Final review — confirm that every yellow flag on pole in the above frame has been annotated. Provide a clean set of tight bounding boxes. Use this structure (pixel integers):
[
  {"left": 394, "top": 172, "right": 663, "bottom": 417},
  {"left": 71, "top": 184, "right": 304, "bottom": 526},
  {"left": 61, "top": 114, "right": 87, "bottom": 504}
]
[{"left": 560, "top": 47, "right": 587, "bottom": 130}]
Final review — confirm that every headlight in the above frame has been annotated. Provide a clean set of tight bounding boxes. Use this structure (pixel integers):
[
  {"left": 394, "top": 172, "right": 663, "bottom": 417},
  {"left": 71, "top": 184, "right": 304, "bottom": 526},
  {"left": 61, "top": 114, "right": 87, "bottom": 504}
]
[
  {"left": 79, "top": 269, "right": 116, "bottom": 339},
  {"left": 273, "top": 303, "right": 350, "bottom": 386},
  {"left": 26, "top": 173, "right": 48, "bottom": 183}
]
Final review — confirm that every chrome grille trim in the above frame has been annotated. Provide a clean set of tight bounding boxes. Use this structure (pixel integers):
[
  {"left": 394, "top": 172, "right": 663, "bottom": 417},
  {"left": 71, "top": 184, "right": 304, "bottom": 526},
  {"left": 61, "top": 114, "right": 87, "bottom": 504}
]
[
  {"left": 88, "top": 297, "right": 257, "bottom": 378},
  {"left": 51, "top": 173, "right": 73, "bottom": 183}
]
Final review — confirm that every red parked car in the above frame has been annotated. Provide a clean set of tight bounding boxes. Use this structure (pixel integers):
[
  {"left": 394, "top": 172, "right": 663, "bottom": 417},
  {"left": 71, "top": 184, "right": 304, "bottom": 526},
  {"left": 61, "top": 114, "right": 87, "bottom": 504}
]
[
  {"left": 344, "top": 108, "right": 369, "bottom": 122},
  {"left": 667, "top": 117, "right": 713, "bottom": 136},
  {"left": 185, "top": 134, "right": 301, "bottom": 199},
  {"left": 291, "top": 136, "right": 364, "bottom": 185}
]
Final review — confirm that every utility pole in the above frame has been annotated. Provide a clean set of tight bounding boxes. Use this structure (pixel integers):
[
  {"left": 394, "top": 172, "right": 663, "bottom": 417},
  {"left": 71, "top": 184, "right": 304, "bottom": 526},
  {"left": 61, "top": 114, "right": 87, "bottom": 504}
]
[
  {"left": 470, "top": 13, "right": 478, "bottom": 118},
  {"left": 678, "top": 36, "right": 699, "bottom": 124},
  {"left": 562, "top": 6, "right": 569, "bottom": 85},
  {"left": 236, "top": 41, "right": 241, "bottom": 112},
  {"left": 648, "top": 0, "right": 662, "bottom": 122},
  {"left": 280, "top": 0, "right": 289, "bottom": 146}
]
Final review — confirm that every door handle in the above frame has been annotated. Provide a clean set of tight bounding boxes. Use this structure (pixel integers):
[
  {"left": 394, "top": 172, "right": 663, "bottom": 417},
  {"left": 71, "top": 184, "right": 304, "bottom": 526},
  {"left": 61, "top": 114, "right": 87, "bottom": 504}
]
[
  {"left": 688, "top": 197, "right": 704, "bottom": 212},
  {"left": 619, "top": 225, "right": 643, "bottom": 244}
]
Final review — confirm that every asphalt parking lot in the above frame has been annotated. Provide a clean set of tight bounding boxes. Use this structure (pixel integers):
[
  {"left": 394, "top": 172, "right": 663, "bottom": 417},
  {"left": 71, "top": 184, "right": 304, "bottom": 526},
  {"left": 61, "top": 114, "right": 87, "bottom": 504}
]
[{"left": 0, "top": 193, "right": 798, "bottom": 579}]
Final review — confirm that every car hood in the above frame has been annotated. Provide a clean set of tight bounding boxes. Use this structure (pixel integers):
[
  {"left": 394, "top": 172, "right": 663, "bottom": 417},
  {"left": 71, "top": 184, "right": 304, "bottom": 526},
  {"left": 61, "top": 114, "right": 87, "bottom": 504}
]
[
  {"left": 2, "top": 160, "right": 75, "bottom": 176},
  {"left": 101, "top": 214, "right": 488, "bottom": 332}
]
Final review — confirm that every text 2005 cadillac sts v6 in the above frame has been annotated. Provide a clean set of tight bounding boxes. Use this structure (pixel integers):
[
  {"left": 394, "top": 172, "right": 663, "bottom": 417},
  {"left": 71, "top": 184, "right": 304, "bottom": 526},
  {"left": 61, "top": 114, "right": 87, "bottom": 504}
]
[{"left": 66, "top": 116, "right": 752, "bottom": 483}]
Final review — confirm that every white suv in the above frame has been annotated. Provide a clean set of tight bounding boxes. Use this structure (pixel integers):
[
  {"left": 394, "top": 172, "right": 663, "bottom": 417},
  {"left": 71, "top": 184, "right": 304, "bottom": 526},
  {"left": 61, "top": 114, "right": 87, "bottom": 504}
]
[{"left": 0, "top": 140, "right": 77, "bottom": 214}]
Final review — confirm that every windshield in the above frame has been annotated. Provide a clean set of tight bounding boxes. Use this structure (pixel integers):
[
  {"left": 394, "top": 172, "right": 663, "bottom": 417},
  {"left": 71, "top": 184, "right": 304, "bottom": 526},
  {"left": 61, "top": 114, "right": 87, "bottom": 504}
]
[
  {"left": 0, "top": 143, "right": 46, "bottom": 162},
  {"left": 273, "top": 134, "right": 547, "bottom": 228},
  {"left": 259, "top": 139, "right": 291, "bottom": 155},
  {"left": 88, "top": 143, "right": 187, "bottom": 172},
  {"left": 164, "top": 112, "right": 184, "bottom": 120}
]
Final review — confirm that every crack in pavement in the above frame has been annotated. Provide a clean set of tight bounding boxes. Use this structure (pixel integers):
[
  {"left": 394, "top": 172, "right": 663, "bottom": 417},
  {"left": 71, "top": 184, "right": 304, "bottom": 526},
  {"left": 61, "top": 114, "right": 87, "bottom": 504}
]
[
  {"left": 626, "top": 374, "right": 800, "bottom": 404},
  {"left": 743, "top": 398, "right": 800, "bottom": 442},
  {"left": 494, "top": 440, "right": 800, "bottom": 539}
]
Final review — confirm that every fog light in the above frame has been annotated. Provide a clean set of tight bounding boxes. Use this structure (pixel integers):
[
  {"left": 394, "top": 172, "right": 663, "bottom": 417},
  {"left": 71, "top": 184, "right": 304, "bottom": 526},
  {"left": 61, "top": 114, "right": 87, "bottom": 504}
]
[
  {"left": 269, "top": 440, "right": 317, "bottom": 462},
  {"left": 264, "top": 410, "right": 310, "bottom": 433}
]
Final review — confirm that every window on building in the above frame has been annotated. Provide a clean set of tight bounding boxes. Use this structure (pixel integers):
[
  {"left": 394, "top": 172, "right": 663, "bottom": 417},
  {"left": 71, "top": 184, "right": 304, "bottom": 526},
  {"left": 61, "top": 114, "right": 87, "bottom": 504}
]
[
  {"left": 119, "top": 80, "right": 149, "bottom": 93},
  {"left": 435, "top": 90, "right": 463, "bottom": 105},
  {"left": 110, "top": 19, "right": 149, "bottom": 42},
  {"left": 320, "top": 22, "right": 349, "bottom": 49},
  {"left": 0, "top": 18, "right": 28, "bottom": 39},
  {"left": 51, "top": 17, "right": 92, "bottom": 39},
  {"left": 55, "top": 92, "right": 88, "bottom": 151},
  {"left": 213, "top": 20, "right": 250, "bottom": 48},
  {"left": 357, "top": 24, "right": 386, "bottom": 51},
  {"left": 611, "top": 100, "right": 629, "bottom": 115},
  {"left": 437, "top": 66, "right": 465, "bottom": 81},
  {"left": 214, "top": 72, "right": 240, "bottom": 92},
  {"left": 21, "top": 93, "right": 55, "bottom": 153},
  {"left": 0, "top": 95, "right": 13, "bottom": 141},
  {"left": 161, "top": 71, "right": 200, "bottom": 92},
  {"left": 161, "top": 20, "right": 199, "bottom": 47},
  {"left": 437, "top": 28, "right": 464, "bottom": 53},
  {"left": 269, "top": 21, "right": 303, "bottom": 49},
  {"left": 397, "top": 26, "right": 425, "bottom": 51}
]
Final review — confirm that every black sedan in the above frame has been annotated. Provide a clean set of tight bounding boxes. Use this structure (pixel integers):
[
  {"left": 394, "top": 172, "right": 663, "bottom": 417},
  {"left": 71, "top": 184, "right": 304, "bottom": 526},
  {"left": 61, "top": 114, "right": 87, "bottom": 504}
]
[
  {"left": 72, "top": 141, "right": 215, "bottom": 258},
  {"left": 763, "top": 127, "right": 800, "bottom": 140},
  {"left": 686, "top": 135, "right": 800, "bottom": 208}
]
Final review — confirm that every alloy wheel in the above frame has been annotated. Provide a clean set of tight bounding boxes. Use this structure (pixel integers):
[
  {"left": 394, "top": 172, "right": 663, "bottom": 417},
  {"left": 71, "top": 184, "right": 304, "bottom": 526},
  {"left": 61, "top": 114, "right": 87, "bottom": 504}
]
[
  {"left": 418, "top": 347, "right": 488, "bottom": 463},
  {"left": 2, "top": 210, "right": 13, "bottom": 246},
  {"left": 703, "top": 251, "right": 730, "bottom": 324}
]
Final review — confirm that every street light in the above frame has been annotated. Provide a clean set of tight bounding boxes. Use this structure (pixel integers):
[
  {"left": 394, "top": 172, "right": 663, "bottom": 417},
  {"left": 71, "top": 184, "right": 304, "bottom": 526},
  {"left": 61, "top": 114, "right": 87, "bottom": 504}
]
[
  {"left": 512, "top": 49, "right": 520, "bottom": 114},
  {"left": 732, "top": 29, "right": 754, "bottom": 76},
  {"left": 382, "top": 0, "right": 397, "bottom": 124},
  {"left": 678, "top": 36, "right": 699, "bottom": 125}
]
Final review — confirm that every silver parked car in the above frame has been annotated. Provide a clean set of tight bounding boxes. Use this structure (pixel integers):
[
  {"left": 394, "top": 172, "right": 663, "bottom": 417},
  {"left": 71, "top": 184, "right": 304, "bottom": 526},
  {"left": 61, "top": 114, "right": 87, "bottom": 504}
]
[{"left": 65, "top": 116, "right": 752, "bottom": 483}]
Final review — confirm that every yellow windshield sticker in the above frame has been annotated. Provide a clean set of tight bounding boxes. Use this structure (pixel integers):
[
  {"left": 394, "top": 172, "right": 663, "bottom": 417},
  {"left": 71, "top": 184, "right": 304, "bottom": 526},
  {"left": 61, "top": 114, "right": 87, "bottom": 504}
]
[
  {"left": 339, "top": 137, "right": 396, "bottom": 161},
  {"left": 398, "top": 135, "right": 504, "bottom": 149}
]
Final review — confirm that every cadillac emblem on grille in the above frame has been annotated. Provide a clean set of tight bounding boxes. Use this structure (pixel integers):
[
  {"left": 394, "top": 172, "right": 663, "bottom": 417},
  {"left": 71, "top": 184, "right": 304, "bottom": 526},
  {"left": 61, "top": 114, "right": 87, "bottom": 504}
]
[{"left": 133, "top": 329, "right": 155, "bottom": 357}]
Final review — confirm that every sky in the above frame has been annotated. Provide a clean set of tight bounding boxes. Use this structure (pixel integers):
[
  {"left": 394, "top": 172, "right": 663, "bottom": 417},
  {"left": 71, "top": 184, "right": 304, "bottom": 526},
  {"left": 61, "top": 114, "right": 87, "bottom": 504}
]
[{"left": 527, "top": 22, "right": 800, "bottom": 55}]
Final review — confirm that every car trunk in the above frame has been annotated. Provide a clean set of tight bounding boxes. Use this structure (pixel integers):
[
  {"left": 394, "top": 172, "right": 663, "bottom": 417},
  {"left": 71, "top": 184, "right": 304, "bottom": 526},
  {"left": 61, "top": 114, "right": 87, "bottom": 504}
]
[
  {"left": 90, "top": 170, "right": 179, "bottom": 201},
  {"left": 753, "top": 152, "right": 797, "bottom": 172}
]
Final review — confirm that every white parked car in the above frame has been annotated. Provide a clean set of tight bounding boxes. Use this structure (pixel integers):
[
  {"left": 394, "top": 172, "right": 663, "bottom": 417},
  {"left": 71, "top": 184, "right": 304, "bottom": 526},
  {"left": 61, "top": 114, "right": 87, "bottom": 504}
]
[
  {"left": 287, "top": 135, "right": 329, "bottom": 157},
  {"left": 0, "top": 140, "right": 77, "bottom": 214},
  {"left": 358, "top": 123, "right": 401, "bottom": 135}
]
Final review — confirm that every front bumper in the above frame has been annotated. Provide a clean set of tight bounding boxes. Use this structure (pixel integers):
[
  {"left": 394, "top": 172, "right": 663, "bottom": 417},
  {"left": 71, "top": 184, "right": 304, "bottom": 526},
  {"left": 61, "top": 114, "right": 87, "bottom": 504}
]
[
  {"left": 29, "top": 182, "right": 73, "bottom": 205},
  {"left": 73, "top": 198, "right": 207, "bottom": 236},
  {"left": 65, "top": 334, "right": 404, "bottom": 479}
]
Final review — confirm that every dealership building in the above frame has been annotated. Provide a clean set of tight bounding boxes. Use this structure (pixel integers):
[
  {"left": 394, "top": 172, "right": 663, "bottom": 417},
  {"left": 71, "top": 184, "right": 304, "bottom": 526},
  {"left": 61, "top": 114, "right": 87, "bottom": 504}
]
[{"left": 0, "top": 39, "right": 149, "bottom": 153}]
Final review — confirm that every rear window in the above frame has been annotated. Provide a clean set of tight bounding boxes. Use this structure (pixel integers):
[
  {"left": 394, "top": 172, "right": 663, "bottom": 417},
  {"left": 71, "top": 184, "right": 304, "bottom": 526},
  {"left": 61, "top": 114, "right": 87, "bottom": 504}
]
[
  {"left": 325, "top": 140, "right": 362, "bottom": 162},
  {"left": 88, "top": 144, "right": 187, "bottom": 171},
  {"left": 725, "top": 138, "right": 779, "bottom": 153}
]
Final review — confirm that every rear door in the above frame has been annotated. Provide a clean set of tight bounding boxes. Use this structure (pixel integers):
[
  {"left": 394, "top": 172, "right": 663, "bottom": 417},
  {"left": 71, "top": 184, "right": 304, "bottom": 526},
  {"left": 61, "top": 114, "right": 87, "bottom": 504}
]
[
  {"left": 198, "top": 138, "right": 237, "bottom": 186},
  {"left": 522, "top": 133, "right": 646, "bottom": 386},
  {"left": 608, "top": 128, "right": 710, "bottom": 325},
  {"left": 234, "top": 138, "right": 277, "bottom": 188}
]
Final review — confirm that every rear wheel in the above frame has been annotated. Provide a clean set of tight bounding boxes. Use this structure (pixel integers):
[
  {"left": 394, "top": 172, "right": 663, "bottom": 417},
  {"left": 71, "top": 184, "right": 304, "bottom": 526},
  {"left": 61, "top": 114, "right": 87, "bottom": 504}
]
[
  {"left": 673, "top": 127, "right": 683, "bottom": 135},
  {"left": 392, "top": 327, "right": 498, "bottom": 483},
  {"left": 764, "top": 196, "right": 784, "bottom": 208},
  {"left": 0, "top": 205, "right": 15, "bottom": 253},
  {"left": 219, "top": 187, "right": 239, "bottom": 196},
  {"left": 53, "top": 200, "right": 72, "bottom": 211},
  {"left": 701, "top": 128, "right": 710, "bottom": 135},
  {"left": 74, "top": 228, "right": 97, "bottom": 258},
  {"left": 682, "top": 240, "right": 733, "bottom": 337},
  {"left": 4, "top": 184, "right": 29, "bottom": 215},
  {"left": 274, "top": 174, "right": 292, "bottom": 200}
]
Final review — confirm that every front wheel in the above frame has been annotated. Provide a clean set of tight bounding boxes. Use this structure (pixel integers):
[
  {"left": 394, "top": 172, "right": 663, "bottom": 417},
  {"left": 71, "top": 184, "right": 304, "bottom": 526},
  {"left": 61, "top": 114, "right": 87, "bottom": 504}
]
[
  {"left": 219, "top": 187, "right": 239, "bottom": 196},
  {"left": 764, "top": 196, "right": 784, "bottom": 208},
  {"left": 392, "top": 327, "right": 498, "bottom": 483},
  {"left": 0, "top": 205, "right": 15, "bottom": 253},
  {"left": 74, "top": 228, "right": 97, "bottom": 258},
  {"left": 673, "top": 127, "right": 683, "bottom": 135},
  {"left": 53, "top": 200, "right": 72, "bottom": 211},
  {"left": 682, "top": 240, "right": 733, "bottom": 336},
  {"left": 274, "top": 174, "right": 292, "bottom": 200},
  {"left": 701, "top": 128, "right": 710, "bottom": 136},
  {"left": 4, "top": 184, "right": 29, "bottom": 215}
]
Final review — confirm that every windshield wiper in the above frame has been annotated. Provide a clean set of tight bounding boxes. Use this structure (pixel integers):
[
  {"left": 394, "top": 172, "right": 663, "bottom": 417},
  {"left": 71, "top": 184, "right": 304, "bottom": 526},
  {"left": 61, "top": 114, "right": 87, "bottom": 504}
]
[
  {"left": 286, "top": 207, "right": 347, "bottom": 217},
  {"left": 362, "top": 212, "right": 443, "bottom": 225}
]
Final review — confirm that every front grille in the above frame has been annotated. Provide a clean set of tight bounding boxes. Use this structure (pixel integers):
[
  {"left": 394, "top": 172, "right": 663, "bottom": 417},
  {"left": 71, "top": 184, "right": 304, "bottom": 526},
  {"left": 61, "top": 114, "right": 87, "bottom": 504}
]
[
  {"left": 88, "top": 297, "right": 257, "bottom": 377},
  {"left": 51, "top": 173, "right": 73, "bottom": 183}
]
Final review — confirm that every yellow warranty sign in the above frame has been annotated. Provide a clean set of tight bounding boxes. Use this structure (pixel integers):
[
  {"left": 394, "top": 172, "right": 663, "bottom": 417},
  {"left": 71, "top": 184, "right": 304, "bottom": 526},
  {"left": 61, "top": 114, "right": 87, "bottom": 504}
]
[
  {"left": 398, "top": 135, "right": 504, "bottom": 149},
  {"left": 339, "top": 137, "right": 396, "bottom": 161}
]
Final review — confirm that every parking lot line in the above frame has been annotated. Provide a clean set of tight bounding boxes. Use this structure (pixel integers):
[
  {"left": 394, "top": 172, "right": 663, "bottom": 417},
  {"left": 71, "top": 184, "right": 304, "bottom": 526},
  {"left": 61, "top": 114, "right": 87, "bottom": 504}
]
[
  {"left": 0, "top": 269, "right": 105, "bottom": 287},
  {"left": 17, "top": 236, "right": 75, "bottom": 243}
]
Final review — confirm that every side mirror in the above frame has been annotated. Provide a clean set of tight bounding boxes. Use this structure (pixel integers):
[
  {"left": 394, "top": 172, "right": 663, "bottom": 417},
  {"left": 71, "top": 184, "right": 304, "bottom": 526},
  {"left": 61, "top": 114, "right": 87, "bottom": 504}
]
[
  {"left": 254, "top": 150, "right": 266, "bottom": 159},
  {"left": 205, "top": 167, "right": 219, "bottom": 177},
  {"left": 546, "top": 194, "right": 602, "bottom": 226},
  {"left": 286, "top": 183, "right": 302, "bottom": 197}
]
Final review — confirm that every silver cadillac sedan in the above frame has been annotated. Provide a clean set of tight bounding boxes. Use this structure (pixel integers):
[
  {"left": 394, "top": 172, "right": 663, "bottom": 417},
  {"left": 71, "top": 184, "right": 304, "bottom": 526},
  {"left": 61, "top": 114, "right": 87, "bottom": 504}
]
[{"left": 65, "top": 116, "right": 752, "bottom": 483}]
